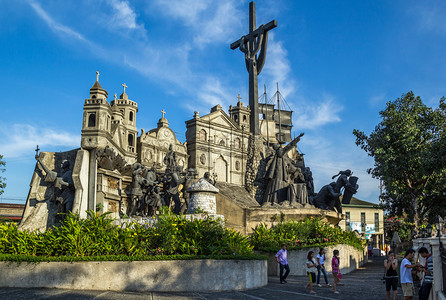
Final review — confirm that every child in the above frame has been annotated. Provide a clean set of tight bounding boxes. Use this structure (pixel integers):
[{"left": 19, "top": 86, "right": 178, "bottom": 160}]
[
  {"left": 332, "top": 249, "right": 341, "bottom": 294},
  {"left": 305, "top": 251, "right": 318, "bottom": 294}
]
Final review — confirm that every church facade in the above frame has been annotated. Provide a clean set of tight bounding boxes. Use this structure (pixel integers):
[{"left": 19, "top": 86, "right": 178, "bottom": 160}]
[{"left": 185, "top": 100, "right": 251, "bottom": 186}]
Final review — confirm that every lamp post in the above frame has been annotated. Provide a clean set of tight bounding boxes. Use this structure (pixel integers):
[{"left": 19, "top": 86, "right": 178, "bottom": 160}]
[{"left": 426, "top": 224, "right": 433, "bottom": 238}]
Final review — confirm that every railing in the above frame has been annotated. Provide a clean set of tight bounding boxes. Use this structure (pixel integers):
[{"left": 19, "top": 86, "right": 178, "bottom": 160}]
[{"left": 441, "top": 245, "right": 446, "bottom": 294}]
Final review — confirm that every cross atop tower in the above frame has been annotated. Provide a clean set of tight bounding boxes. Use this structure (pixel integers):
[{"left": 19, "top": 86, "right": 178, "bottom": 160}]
[
  {"left": 114, "top": 93, "right": 117, "bottom": 100},
  {"left": 122, "top": 83, "right": 127, "bottom": 94},
  {"left": 237, "top": 94, "right": 242, "bottom": 102},
  {"left": 161, "top": 109, "right": 166, "bottom": 118},
  {"left": 96, "top": 71, "right": 100, "bottom": 82}
]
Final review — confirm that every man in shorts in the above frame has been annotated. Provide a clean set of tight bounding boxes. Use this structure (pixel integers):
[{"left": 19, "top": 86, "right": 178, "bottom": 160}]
[{"left": 400, "top": 249, "right": 422, "bottom": 300}]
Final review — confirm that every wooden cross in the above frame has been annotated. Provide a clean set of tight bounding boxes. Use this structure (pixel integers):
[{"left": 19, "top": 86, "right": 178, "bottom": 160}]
[
  {"left": 161, "top": 109, "right": 166, "bottom": 118},
  {"left": 237, "top": 94, "right": 242, "bottom": 102},
  {"left": 122, "top": 83, "right": 127, "bottom": 94},
  {"left": 230, "top": 1, "right": 277, "bottom": 136},
  {"left": 96, "top": 71, "right": 100, "bottom": 82}
]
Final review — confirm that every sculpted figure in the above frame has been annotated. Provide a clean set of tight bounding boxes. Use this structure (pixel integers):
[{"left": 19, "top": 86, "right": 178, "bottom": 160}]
[
  {"left": 146, "top": 186, "right": 162, "bottom": 216},
  {"left": 181, "top": 168, "right": 198, "bottom": 213},
  {"left": 313, "top": 182, "right": 342, "bottom": 212},
  {"left": 203, "top": 172, "right": 215, "bottom": 185},
  {"left": 163, "top": 144, "right": 177, "bottom": 171},
  {"left": 303, "top": 167, "right": 315, "bottom": 204},
  {"left": 262, "top": 133, "right": 304, "bottom": 205},
  {"left": 332, "top": 169, "right": 359, "bottom": 205},
  {"left": 163, "top": 166, "right": 183, "bottom": 214},
  {"left": 35, "top": 155, "right": 75, "bottom": 216},
  {"left": 128, "top": 163, "right": 145, "bottom": 216}
]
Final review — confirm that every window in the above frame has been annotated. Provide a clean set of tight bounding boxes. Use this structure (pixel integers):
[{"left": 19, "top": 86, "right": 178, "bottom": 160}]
[
  {"left": 129, "top": 111, "right": 134, "bottom": 122},
  {"left": 128, "top": 134, "right": 134, "bottom": 146},
  {"left": 243, "top": 115, "right": 247, "bottom": 122},
  {"left": 361, "top": 212, "right": 366, "bottom": 231},
  {"left": 234, "top": 115, "right": 238, "bottom": 122},
  {"left": 375, "top": 213, "right": 379, "bottom": 232},
  {"left": 219, "top": 139, "right": 225, "bottom": 146},
  {"left": 88, "top": 113, "right": 96, "bottom": 127}
]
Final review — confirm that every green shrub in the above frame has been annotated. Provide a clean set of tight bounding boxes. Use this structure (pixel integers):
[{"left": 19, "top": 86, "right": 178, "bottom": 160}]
[
  {"left": 0, "top": 211, "right": 253, "bottom": 258},
  {"left": 250, "top": 217, "right": 365, "bottom": 252}
]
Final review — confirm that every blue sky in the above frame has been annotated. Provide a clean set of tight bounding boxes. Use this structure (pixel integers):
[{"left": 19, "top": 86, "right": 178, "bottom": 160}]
[{"left": 1, "top": 0, "right": 446, "bottom": 204}]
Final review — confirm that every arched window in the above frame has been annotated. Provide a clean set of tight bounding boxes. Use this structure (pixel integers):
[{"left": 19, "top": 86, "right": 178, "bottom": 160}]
[
  {"left": 128, "top": 133, "right": 134, "bottom": 146},
  {"left": 129, "top": 111, "right": 134, "bottom": 122},
  {"left": 234, "top": 115, "right": 238, "bottom": 122},
  {"left": 219, "top": 139, "right": 225, "bottom": 146},
  {"left": 92, "top": 95, "right": 97, "bottom": 99},
  {"left": 199, "top": 129, "right": 207, "bottom": 141},
  {"left": 243, "top": 115, "right": 247, "bottom": 122},
  {"left": 88, "top": 113, "right": 96, "bottom": 127}
]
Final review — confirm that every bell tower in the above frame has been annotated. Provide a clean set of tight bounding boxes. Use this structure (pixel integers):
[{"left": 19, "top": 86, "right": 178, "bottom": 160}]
[
  {"left": 229, "top": 94, "right": 250, "bottom": 130},
  {"left": 81, "top": 71, "right": 112, "bottom": 150}
]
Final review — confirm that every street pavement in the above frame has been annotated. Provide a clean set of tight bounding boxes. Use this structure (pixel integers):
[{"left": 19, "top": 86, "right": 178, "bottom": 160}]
[{"left": 0, "top": 257, "right": 419, "bottom": 299}]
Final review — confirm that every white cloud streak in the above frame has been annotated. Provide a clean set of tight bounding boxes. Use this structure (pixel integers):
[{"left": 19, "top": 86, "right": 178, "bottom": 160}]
[{"left": 0, "top": 124, "right": 80, "bottom": 159}]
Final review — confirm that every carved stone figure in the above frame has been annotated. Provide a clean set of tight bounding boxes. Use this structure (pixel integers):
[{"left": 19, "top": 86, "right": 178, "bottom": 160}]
[
  {"left": 332, "top": 169, "right": 359, "bottom": 204},
  {"left": 163, "top": 166, "right": 183, "bottom": 214},
  {"left": 303, "top": 167, "right": 315, "bottom": 204},
  {"left": 128, "top": 163, "right": 145, "bottom": 216},
  {"left": 203, "top": 171, "right": 215, "bottom": 185},
  {"left": 313, "top": 182, "right": 342, "bottom": 212},
  {"left": 35, "top": 155, "right": 74, "bottom": 216},
  {"left": 181, "top": 168, "right": 198, "bottom": 213},
  {"left": 262, "top": 133, "right": 304, "bottom": 205},
  {"left": 164, "top": 144, "right": 177, "bottom": 171}
]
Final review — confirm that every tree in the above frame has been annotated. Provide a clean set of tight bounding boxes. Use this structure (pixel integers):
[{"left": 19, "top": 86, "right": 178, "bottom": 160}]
[
  {"left": 353, "top": 92, "right": 446, "bottom": 226},
  {"left": 0, "top": 154, "right": 5, "bottom": 196}
]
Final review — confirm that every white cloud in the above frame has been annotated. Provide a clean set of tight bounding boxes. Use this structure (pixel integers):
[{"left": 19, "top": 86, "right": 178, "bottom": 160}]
[
  {"left": 293, "top": 94, "right": 343, "bottom": 129},
  {"left": 0, "top": 124, "right": 80, "bottom": 159},
  {"left": 262, "top": 34, "right": 295, "bottom": 99},
  {"left": 301, "top": 134, "right": 380, "bottom": 203},
  {"left": 108, "top": 0, "right": 145, "bottom": 34},
  {"left": 28, "top": 0, "right": 88, "bottom": 42},
  {"left": 152, "top": 0, "right": 243, "bottom": 46}
]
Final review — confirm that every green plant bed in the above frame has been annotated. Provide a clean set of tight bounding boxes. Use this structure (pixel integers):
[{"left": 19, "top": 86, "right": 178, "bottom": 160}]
[
  {"left": 250, "top": 217, "right": 366, "bottom": 252},
  {"left": 0, "top": 211, "right": 254, "bottom": 258},
  {"left": 0, "top": 253, "right": 267, "bottom": 263}
]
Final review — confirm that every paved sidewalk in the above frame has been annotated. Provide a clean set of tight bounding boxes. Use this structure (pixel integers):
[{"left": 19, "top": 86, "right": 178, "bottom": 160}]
[{"left": 0, "top": 257, "right": 419, "bottom": 299}]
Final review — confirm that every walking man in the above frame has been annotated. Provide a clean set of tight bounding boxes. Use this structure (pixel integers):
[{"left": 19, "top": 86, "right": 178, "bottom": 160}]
[{"left": 275, "top": 244, "right": 290, "bottom": 284}]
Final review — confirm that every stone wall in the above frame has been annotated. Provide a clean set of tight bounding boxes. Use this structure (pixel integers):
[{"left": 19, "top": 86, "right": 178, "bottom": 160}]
[
  {"left": 0, "top": 259, "right": 267, "bottom": 292},
  {"left": 262, "top": 244, "right": 367, "bottom": 276}
]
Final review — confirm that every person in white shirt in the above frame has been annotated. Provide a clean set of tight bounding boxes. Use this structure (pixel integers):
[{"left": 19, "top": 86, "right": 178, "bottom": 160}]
[
  {"left": 400, "top": 249, "right": 423, "bottom": 300},
  {"left": 305, "top": 251, "right": 318, "bottom": 294},
  {"left": 316, "top": 248, "right": 331, "bottom": 287}
]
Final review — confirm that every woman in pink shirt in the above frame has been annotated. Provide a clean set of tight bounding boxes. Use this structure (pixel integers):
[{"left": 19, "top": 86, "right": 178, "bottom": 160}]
[{"left": 332, "top": 249, "right": 341, "bottom": 294}]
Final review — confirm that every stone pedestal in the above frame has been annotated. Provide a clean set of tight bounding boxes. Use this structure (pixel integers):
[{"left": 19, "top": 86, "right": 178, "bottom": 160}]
[{"left": 187, "top": 178, "right": 219, "bottom": 214}]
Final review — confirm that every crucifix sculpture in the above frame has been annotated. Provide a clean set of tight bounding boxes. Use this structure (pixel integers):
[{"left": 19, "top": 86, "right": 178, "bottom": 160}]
[
  {"left": 122, "top": 83, "right": 127, "bottom": 94},
  {"left": 161, "top": 109, "right": 166, "bottom": 118},
  {"left": 231, "top": 1, "right": 277, "bottom": 136}
]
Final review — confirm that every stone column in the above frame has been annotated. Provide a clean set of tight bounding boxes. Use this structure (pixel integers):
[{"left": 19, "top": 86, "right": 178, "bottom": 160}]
[
  {"left": 186, "top": 178, "right": 219, "bottom": 214},
  {"left": 429, "top": 237, "right": 446, "bottom": 300}
]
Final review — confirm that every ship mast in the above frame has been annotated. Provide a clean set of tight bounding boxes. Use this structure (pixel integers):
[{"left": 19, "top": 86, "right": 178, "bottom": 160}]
[{"left": 276, "top": 82, "right": 283, "bottom": 144}]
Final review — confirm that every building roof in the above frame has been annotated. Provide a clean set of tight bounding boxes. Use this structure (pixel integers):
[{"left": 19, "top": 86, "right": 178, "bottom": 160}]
[{"left": 342, "top": 196, "right": 381, "bottom": 208}]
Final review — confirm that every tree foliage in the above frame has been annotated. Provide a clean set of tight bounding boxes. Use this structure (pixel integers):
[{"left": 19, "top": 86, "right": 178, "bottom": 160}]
[
  {"left": 0, "top": 155, "right": 5, "bottom": 196},
  {"left": 353, "top": 92, "right": 446, "bottom": 225}
]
